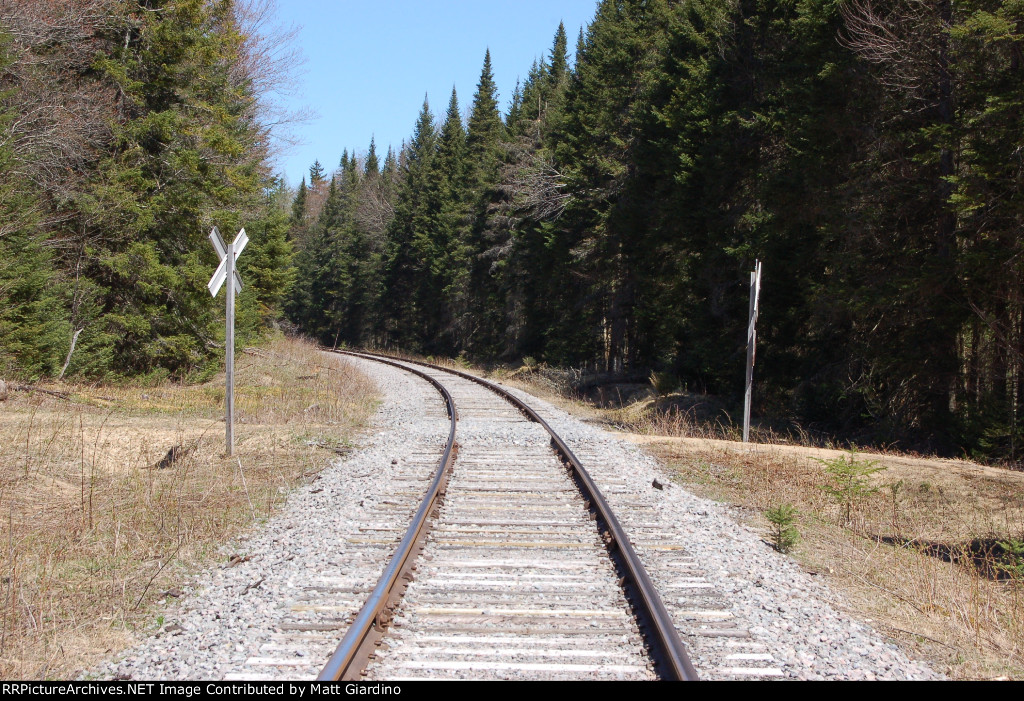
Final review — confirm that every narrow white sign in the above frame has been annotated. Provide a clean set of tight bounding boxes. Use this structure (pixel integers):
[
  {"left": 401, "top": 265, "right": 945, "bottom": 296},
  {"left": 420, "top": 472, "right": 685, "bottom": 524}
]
[
  {"left": 208, "top": 227, "right": 247, "bottom": 297},
  {"left": 743, "top": 260, "right": 762, "bottom": 444},
  {"left": 208, "top": 227, "right": 248, "bottom": 456}
]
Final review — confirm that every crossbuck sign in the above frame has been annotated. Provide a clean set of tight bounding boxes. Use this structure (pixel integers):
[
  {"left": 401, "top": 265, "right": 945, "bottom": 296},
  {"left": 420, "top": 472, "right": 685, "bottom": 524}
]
[
  {"left": 742, "top": 259, "right": 762, "bottom": 444},
  {"left": 208, "top": 227, "right": 248, "bottom": 456}
]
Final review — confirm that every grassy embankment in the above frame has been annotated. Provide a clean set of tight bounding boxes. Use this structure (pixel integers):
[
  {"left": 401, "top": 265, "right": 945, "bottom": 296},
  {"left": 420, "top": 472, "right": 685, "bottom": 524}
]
[
  {"left": 488, "top": 363, "right": 1024, "bottom": 681},
  {"left": 0, "top": 335, "right": 375, "bottom": 679}
]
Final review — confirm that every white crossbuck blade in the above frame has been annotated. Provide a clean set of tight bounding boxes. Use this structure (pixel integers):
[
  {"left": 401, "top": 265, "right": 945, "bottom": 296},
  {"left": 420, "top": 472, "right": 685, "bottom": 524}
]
[{"left": 207, "top": 227, "right": 248, "bottom": 297}]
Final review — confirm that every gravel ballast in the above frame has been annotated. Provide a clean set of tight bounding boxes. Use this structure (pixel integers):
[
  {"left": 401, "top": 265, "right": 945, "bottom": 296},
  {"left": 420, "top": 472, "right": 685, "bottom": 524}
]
[
  {"left": 90, "top": 355, "right": 941, "bottom": 681},
  {"left": 495, "top": 380, "right": 942, "bottom": 681},
  {"left": 91, "top": 355, "right": 448, "bottom": 681}
]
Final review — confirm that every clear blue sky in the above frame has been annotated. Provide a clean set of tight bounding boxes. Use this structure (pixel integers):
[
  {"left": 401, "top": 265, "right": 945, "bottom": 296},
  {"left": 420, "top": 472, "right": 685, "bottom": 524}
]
[{"left": 271, "top": 0, "right": 599, "bottom": 186}]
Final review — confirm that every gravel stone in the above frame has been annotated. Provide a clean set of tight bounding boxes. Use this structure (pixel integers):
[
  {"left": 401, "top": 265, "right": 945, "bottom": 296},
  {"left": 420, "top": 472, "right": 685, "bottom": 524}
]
[{"left": 86, "top": 355, "right": 942, "bottom": 681}]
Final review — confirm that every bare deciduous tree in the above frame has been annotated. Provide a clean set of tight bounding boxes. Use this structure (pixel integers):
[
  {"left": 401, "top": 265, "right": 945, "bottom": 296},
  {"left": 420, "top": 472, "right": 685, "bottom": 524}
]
[
  {"left": 0, "top": 1, "right": 122, "bottom": 238},
  {"left": 231, "top": 0, "right": 313, "bottom": 164},
  {"left": 839, "top": 0, "right": 952, "bottom": 100}
]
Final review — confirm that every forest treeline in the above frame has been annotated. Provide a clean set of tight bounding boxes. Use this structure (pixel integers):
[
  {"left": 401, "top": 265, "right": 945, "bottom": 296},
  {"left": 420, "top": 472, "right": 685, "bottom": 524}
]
[
  {"left": 0, "top": 1, "right": 1020, "bottom": 462},
  {"left": 0, "top": 0, "right": 296, "bottom": 382},
  {"left": 288, "top": 0, "right": 1024, "bottom": 462}
]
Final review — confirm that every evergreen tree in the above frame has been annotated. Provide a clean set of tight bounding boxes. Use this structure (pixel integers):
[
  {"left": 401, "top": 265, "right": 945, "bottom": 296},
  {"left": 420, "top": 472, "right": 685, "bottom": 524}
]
[
  {"left": 382, "top": 98, "right": 438, "bottom": 349},
  {"left": 544, "top": 22, "right": 570, "bottom": 121},
  {"left": 0, "top": 229, "right": 70, "bottom": 379},
  {"left": 279, "top": 2, "right": 1024, "bottom": 460},
  {"left": 382, "top": 146, "right": 398, "bottom": 192},
  {"left": 244, "top": 178, "right": 296, "bottom": 320},
  {"left": 292, "top": 178, "right": 308, "bottom": 226},
  {"left": 76, "top": 0, "right": 273, "bottom": 377},
  {"left": 550, "top": 0, "right": 674, "bottom": 370},
  {"left": 507, "top": 79, "right": 524, "bottom": 135},
  {"left": 520, "top": 59, "right": 548, "bottom": 127},
  {"left": 365, "top": 136, "right": 380, "bottom": 177},
  {"left": 466, "top": 50, "right": 506, "bottom": 189},
  {"left": 454, "top": 50, "right": 508, "bottom": 352},
  {"left": 433, "top": 88, "right": 470, "bottom": 349},
  {"left": 310, "top": 159, "right": 326, "bottom": 184},
  {"left": 548, "top": 22, "right": 569, "bottom": 84},
  {"left": 0, "top": 30, "right": 68, "bottom": 378}
]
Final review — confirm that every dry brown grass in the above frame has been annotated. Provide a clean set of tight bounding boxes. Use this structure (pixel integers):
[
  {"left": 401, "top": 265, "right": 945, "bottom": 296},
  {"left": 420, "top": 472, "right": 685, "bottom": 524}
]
[
  {"left": 629, "top": 436, "right": 1024, "bottom": 680},
  {"left": 0, "top": 335, "right": 376, "bottom": 680}
]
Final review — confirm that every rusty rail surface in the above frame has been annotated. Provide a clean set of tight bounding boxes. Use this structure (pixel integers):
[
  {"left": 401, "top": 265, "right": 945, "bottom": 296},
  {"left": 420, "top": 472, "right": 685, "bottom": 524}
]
[
  {"left": 317, "top": 351, "right": 457, "bottom": 682},
  {"left": 330, "top": 349, "right": 698, "bottom": 681}
]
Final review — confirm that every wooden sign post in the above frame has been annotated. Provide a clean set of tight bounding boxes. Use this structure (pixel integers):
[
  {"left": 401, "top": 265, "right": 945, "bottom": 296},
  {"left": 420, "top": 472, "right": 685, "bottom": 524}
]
[
  {"left": 743, "top": 260, "right": 762, "bottom": 444},
  {"left": 208, "top": 227, "right": 248, "bottom": 456}
]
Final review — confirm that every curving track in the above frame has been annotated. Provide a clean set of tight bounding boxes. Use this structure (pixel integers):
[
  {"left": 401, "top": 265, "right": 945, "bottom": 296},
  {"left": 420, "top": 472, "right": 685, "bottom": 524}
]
[
  {"left": 94, "top": 348, "right": 940, "bottom": 682},
  {"left": 319, "top": 351, "right": 698, "bottom": 681}
]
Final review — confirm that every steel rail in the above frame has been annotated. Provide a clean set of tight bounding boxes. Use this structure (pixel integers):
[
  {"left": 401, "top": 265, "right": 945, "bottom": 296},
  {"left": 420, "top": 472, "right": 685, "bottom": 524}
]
[
  {"left": 351, "top": 350, "right": 699, "bottom": 682},
  {"left": 317, "top": 351, "right": 458, "bottom": 681}
]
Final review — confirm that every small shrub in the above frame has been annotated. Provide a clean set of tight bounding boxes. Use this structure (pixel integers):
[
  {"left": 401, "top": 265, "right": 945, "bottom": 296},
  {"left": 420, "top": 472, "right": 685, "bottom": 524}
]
[
  {"left": 817, "top": 450, "right": 886, "bottom": 525},
  {"left": 765, "top": 503, "right": 800, "bottom": 553},
  {"left": 998, "top": 539, "right": 1024, "bottom": 580},
  {"left": 649, "top": 370, "right": 676, "bottom": 397},
  {"left": 522, "top": 356, "right": 539, "bottom": 370}
]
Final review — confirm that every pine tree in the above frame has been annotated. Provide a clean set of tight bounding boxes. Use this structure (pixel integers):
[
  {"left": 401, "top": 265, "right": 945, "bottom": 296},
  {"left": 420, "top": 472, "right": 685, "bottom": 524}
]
[
  {"left": 549, "top": 0, "right": 675, "bottom": 370},
  {"left": 296, "top": 177, "right": 345, "bottom": 343},
  {"left": 244, "top": 179, "right": 296, "bottom": 320},
  {"left": 383, "top": 146, "right": 398, "bottom": 190},
  {"left": 453, "top": 51, "right": 508, "bottom": 353},
  {"left": 549, "top": 22, "right": 569, "bottom": 84},
  {"left": 432, "top": 87, "right": 471, "bottom": 349},
  {"left": 0, "top": 30, "right": 69, "bottom": 378},
  {"left": 0, "top": 229, "right": 70, "bottom": 379},
  {"left": 544, "top": 21, "right": 570, "bottom": 122},
  {"left": 382, "top": 98, "right": 439, "bottom": 349},
  {"left": 365, "top": 136, "right": 380, "bottom": 177},
  {"left": 519, "top": 59, "right": 547, "bottom": 127},
  {"left": 507, "top": 79, "right": 524, "bottom": 135},
  {"left": 292, "top": 178, "right": 308, "bottom": 226},
  {"left": 310, "top": 159, "right": 326, "bottom": 185},
  {"left": 76, "top": 0, "right": 273, "bottom": 377},
  {"left": 466, "top": 50, "right": 505, "bottom": 190}
]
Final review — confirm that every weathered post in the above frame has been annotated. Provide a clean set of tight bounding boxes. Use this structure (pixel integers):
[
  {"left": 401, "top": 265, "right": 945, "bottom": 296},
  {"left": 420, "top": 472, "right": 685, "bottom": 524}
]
[
  {"left": 743, "top": 260, "right": 762, "bottom": 444},
  {"left": 225, "top": 236, "right": 235, "bottom": 455},
  {"left": 208, "top": 227, "right": 248, "bottom": 456}
]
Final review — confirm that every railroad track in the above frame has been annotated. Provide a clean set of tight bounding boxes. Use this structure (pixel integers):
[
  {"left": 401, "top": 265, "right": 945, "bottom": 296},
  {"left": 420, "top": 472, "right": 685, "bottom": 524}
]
[
  {"left": 97, "top": 348, "right": 935, "bottom": 681},
  {"left": 318, "top": 351, "right": 698, "bottom": 681}
]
